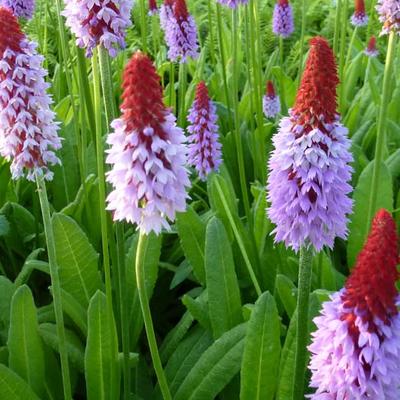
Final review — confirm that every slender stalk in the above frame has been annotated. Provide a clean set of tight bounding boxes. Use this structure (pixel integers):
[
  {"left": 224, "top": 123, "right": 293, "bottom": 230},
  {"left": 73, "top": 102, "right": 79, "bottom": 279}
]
[
  {"left": 298, "top": 0, "right": 307, "bottom": 84},
  {"left": 178, "top": 62, "right": 187, "bottom": 127},
  {"left": 36, "top": 174, "right": 72, "bottom": 400},
  {"left": 214, "top": 179, "right": 262, "bottom": 296},
  {"left": 151, "top": 16, "right": 160, "bottom": 55},
  {"left": 232, "top": 9, "right": 251, "bottom": 221},
  {"left": 97, "top": 47, "right": 131, "bottom": 400},
  {"left": 367, "top": 32, "right": 397, "bottom": 225},
  {"left": 216, "top": 4, "right": 234, "bottom": 132},
  {"left": 207, "top": 0, "right": 216, "bottom": 64},
  {"left": 292, "top": 246, "right": 314, "bottom": 400},
  {"left": 136, "top": 233, "right": 172, "bottom": 400},
  {"left": 279, "top": 37, "right": 284, "bottom": 68},
  {"left": 345, "top": 27, "right": 358, "bottom": 68},
  {"left": 140, "top": 0, "right": 148, "bottom": 53},
  {"left": 338, "top": 0, "right": 349, "bottom": 82},
  {"left": 91, "top": 49, "right": 113, "bottom": 316},
  {"left": 333, "top": 0, "right": 342, "bottom": 55},
  {"left": 169, "top": 63, "right": 175, "bottom": 111}
]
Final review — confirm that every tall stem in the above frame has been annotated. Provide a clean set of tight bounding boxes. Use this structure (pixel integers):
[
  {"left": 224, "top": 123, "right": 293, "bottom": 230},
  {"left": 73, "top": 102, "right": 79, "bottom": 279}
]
[
  {"left": 136, "top": 233, "right": 172, "bottom": 400},
  {"left": 178, "top": 62, "right": 187, "bottom": 127},
  {"left": 216, "top": 4, "right": 234, "bottom": 132},
  {"left": 91, "top": 49, "right": 113, "bottom": 317},
  {"left": 97, "top": 47, "right": 131, "bottom": 400},
  {"left": 345, "top": 27, "right": 358, "bottom": 68},
  {"left": 232, "top": 9, "right": 251, "bottom": 221},
  {"left": 338, "top": 0, "right": 348, "bottom": 82},
  {"left": 298, "top": 0, "right": 307, "bottom": 85},
  {"left": 292, "top": 246, "right": 314, "bottom": 400},
  {"left": 139, "top": 0, "right": 148, "bottom": 53},
  {"left": 367, "top": 32, "right": 397, "bottom": 225},
  {"left": 169, "top": 63, "right": 175, "bottom": 111},
  {"left": 333, "top": 0, "right": 342, "bottom": 55},
  {"left": 36, "top": 174, "right": 72, "bottom": 400},
  {"left": 207, "top": 0, "right": 216, "bottom": 64}
]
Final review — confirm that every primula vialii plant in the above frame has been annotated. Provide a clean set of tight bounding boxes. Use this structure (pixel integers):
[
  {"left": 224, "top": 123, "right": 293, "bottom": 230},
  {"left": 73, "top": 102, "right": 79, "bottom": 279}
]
[
  {"left": 272, "top": 0, "right": 295, "bottom": 38},
  {"left": 309, "top": 209, "right": 400, "bottom": 399},
  {"left": 351, "top": 0, "right": 368, "bottom": 27},
  {"left": 0, "top": 0, "right": 35, "bottom": 19},
  {"left": 62, "top": 0, "right": 133, "bottom": 57},
  {"left": 263, "top": 80, "right": 281, "bottom": 119},
  {"left": 106, "top": 51, "right": 190, "bottom": 235}
]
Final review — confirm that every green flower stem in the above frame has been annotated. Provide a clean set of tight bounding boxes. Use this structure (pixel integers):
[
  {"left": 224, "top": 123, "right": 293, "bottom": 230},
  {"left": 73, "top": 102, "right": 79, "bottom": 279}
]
[
  {"left": 178, "top": 62, "right": 187, "bottom": 127},
  {"left": 97, "top": 47, "right": 132, "bottom": 400},
  {"left": 139, "top": 0, "right": 148, "bottom": 53},
  {"left": 292, "top": 246, "right": 314, "bottom": 400},
  {"left": 169, "top": 63, "right": 175, "bottom": 111},
  {"left": 298, "top": 0, "right": 307, "bottom": 84},
  {"left": 333, "top": 0, "right": 342, "bottom": 55},
  {"left": 91, "top": 49, "right": 113, "bottom": 318},
  {"left": 367, "top": 31, "right": 397, "bottom": 225},
  {"left": 214, "top": 178, "right": 262, "bottom": 297},
  {"left": 136, "top": 233, "right": 172, "bottom": 400},
  {"left": 232, "top": 9, "right": 251, "bottom": 221},
  {"left": 207, "top": 0, "right": 216, "bottom": 64},
  {"left": 151, "top": 16, "right": 160, "bottom": 55},
  {"left": 216, "top": 4, "right": 234, "bottom": 133},
  {"left": 36, "top": 174, "right": 72, "bottom": 400},
  {"left": 345, "top": 27, "right": 358, "bottom": 69}
]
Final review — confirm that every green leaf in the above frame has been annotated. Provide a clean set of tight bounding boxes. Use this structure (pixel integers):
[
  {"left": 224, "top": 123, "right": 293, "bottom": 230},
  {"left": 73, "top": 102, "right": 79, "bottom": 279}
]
[
  {"left": 174, "top": 323, "right": 247, "bottom": 400},
  {"left": 60, "top": 288, "right": 88, "bottom": 335},
  {"left": 205, "top": 217, "right": 242, "bottom": 339},
  {"left": 39, "top": 323, "right": 85, "bottom": 372},
  {"left": 176, "top": 207, "right": 206, "bottom": 284},
  {"left": 240, "top": 292, "right": 281, "bottom": 400},
  {"left": 275, "top": 274, "right": 297, "bottom": 318},
  {"left": 52, "top": 213, "right": 102, "bottom": 307},
  {"left": 0, "top": 364, "right": 40, "bottom": 400},
  {"left": 182, "top": 291, "right": 211, "bottom": 330},
  {"left": 347, "top": 161, "right": 393, "bottom": 267},
  {"left": 7, "top": 285, "right": 46, "bottom": 399},
  {"left": 0, "top": 276, "right": 15, "bottom": 342},
  {"left": 85, "top": 291, "right": 120, "bottom": 400}
]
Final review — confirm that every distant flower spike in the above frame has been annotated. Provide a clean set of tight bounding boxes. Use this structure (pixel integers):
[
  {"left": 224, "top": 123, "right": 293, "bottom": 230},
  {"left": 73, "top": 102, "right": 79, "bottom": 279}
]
[
  {"left": 351, "top": 0, "right": 368, "bottom": 26},
  {"left": 160, "top": 0, "right": 174, "bottom": 30},
  {"left": 263, "top": 80, "right": 281, "bottom": 118},
  {"left": 365, "top": 36, "right": 379, "bottom": 57},
  {"left": 267, "top": 37, "right": 353, "bottom": 251},
  {"left": 187, "top": 81, "right": 222, "bottom": 180},
  {"left": 0, "top": 7, "right": 61, "bottom": 181},
  {"left": 106, "top": 52, "right": 190, "bottom": 234},
  {"left": 216, "top": 0, "right": 248, "bottom": 8},
  {"left": 163, "top": 0, "right": 199, "bottom": 63},
  {"left": 0, "top": 0, "right": 35, "bottom": 19},
  {"left": 273, "top": 0, "right": 294, "bottom": 38},
  {"left": 148, "top": 0, "right": 158, "bottom": 15},
  {"left": 376, "top": 0, "right": 400, "bottom": 35},
  {"left": 62, "top": 0, "right": 133, "bottom": 57},
  {"left": 309, "top": 209, "right": 400, "bottom": 399}
]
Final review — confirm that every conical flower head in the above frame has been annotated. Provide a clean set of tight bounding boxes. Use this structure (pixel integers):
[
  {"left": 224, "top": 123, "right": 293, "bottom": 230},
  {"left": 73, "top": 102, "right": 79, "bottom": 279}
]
[
  {"left": 106, "top": 52, "right": 190, "bottom": 234},
  {"left": 267, "top": 37, "right": 353, "bottom": 251},
  {"left": 365, "top": 35, "right": 379, "bottom": 57},
  {"left": 0, "top": 0, "right": 35, "bottom": 19},
  {"left": 148, "top": 0, "right": 158, "bottom": 15},
  {"left": 0, "top": 7, "right": 61, "bottom": 181},
  {"left": 351, "top": 0, "right": 368, "bottom": 26},
  {"left": 376, "top": 0, "right": 400, "bottom": 35},
  {"left": 163, "top": 0, "right": 199, "bottom": 63},
  {"left": 216, "top": 0, "right": 248, "bottom": 8},
  {"left": 308, "top": 209, "right": 400, "bottom": 399},
  {"left": 62, "top": 0, "right": 133, "bottom": 57},
  {"left": 187, "top": 81, "right": 222, "bottom": 180},
  {"left": 273, "top": 0, "right": 294, "bottom": 38},
  {"left": 263, "top": 80, "right": 281, "bottom": 118}
]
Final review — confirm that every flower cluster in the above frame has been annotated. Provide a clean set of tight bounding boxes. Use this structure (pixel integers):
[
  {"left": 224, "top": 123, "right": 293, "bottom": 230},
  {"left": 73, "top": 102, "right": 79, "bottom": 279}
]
[
  {"left": 376, "top": 0, "right": 400, "bottom": 35},
  {"left": 187, "top": 81, "right": 222, "bottom": 180},
  {"left": 263, "top": 80, "right": 281, "bottom": 119},
  {"left": 0, "top": 0, "right": 35, "bottom": 19},
  {"left": 273, "top": 0, "right": 294, "bottom": 38},
  {"left": 162, "top": 0, "right": 199, "bottom": 62},
  {"left": 0, "top": 7, "right": 61, "bottom": 181},
  {"left": 309, "top": 209, "right": 400, "bottom": 399},
  {"left": 267, "top": 37, "right": 353, "bottom": 251},
  {"left": 216, "top": 0, "right": 248, "bottom": 7},
  {"left": 62, "top": 0, "right": 133, "bottom": 57},
  {"left": 148, "top": 0, "right": 158, "bottom": 15},
  {"left": 365, "top": 36, "right": 379, "bottom": 57},
  {"left": 106, "top": 52, "right": 190, "bottom": 234},
  {"left": 351, "top": 0, "right": 368, "bottom": 27}
]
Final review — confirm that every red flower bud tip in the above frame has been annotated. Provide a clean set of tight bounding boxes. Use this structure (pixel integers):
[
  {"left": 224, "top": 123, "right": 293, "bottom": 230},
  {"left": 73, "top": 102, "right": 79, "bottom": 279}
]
[
  {"left": 278, "top": 0, "right": 289, "bottom": 6},
  {"left": 266, "top": 80, "right": 276, "bottom": 98},
  {"left": 174, "top": 0, "right": 189, "bottom": 21},
  {"left": 164, "top": 0, "right": 175, "bottom": 6},
  {"left": 0, "top": 7, "right": 24, "bottom": 58},
  {"left": 368, "top": 36, "right": 377, "bottom": 51},
  {"left": 195, "top": 81, "right": 210, "bottom": 111},
  {"left": 120, "top": 52, "right": 166, "bottom": 133},
  {"left": 342, "top": 209, "right": 399, "bottom": 334},
  {"left": 149, "top": 0, "right": 158, "bottom": 12},
  {"left": 293, "top": 37, "right": 339, "bottom": 126},
  {"left": 354, "top": 0, "right": 366, "bottom": 15}
]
